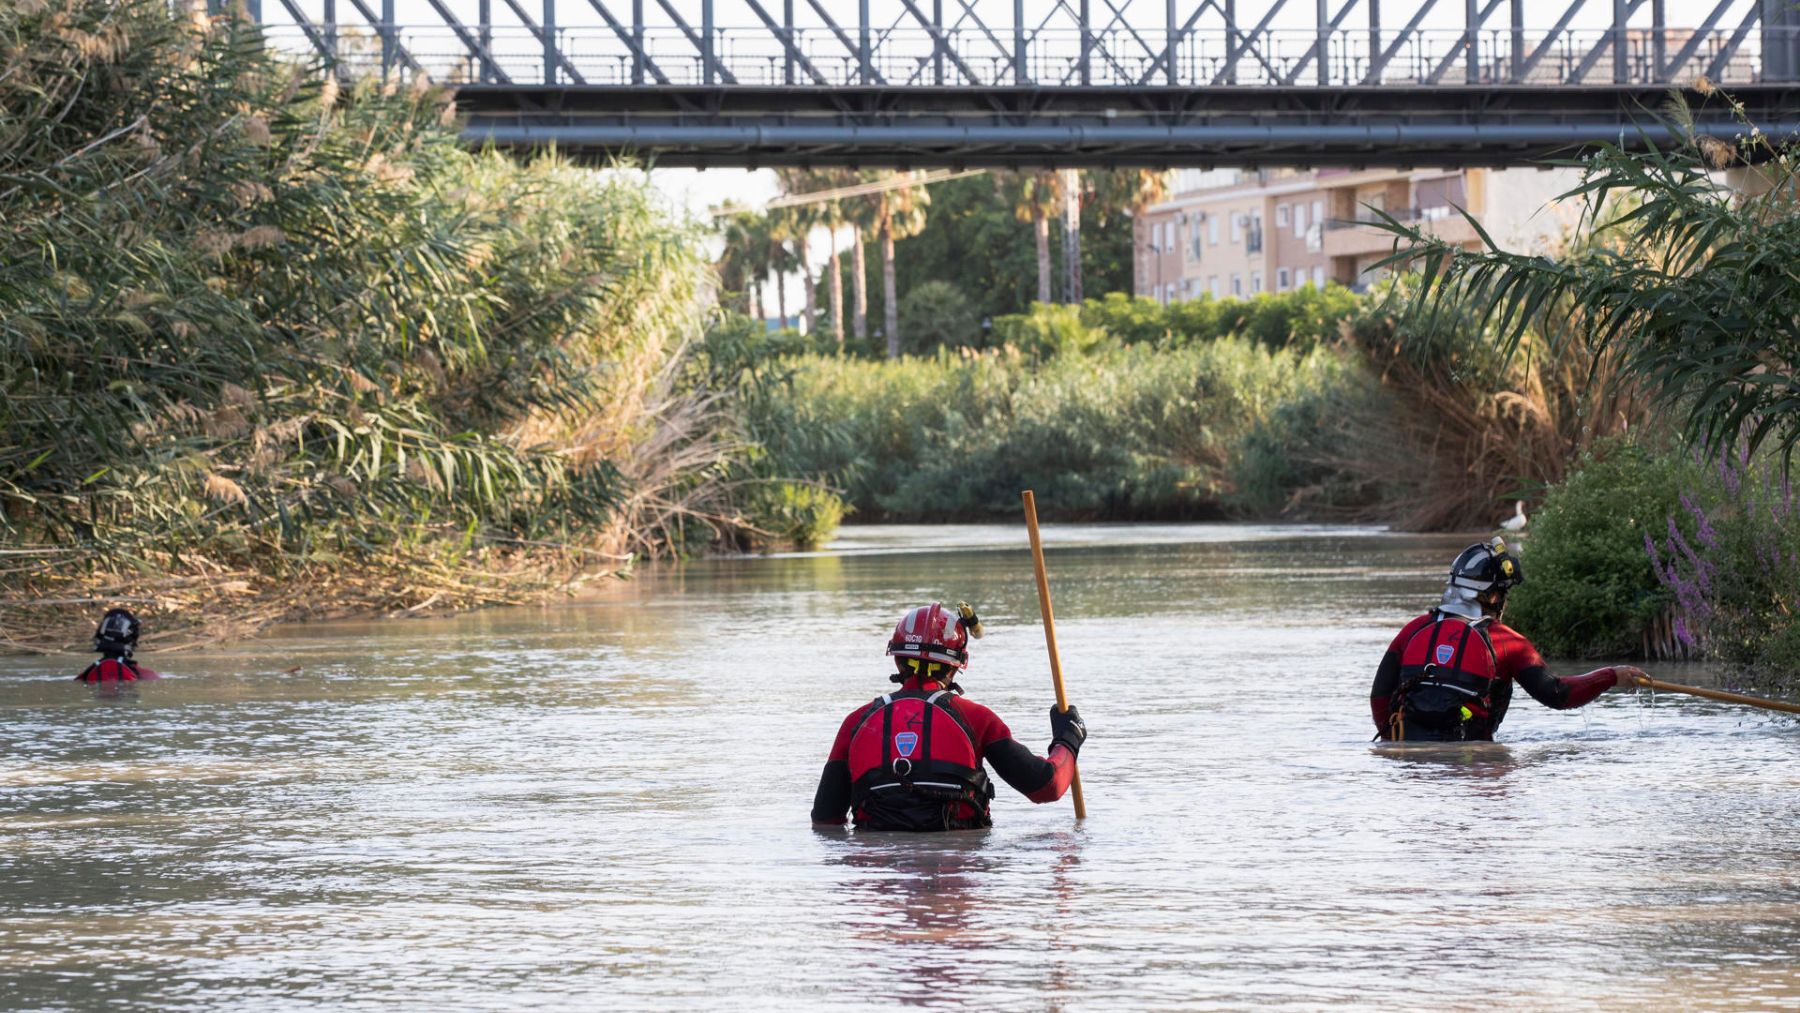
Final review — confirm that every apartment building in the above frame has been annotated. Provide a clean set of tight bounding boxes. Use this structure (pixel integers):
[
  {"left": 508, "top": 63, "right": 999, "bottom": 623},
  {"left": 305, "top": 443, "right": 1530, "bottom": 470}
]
[{"left": 1135, "top": 167, "right": 1579, "bottom": 303}]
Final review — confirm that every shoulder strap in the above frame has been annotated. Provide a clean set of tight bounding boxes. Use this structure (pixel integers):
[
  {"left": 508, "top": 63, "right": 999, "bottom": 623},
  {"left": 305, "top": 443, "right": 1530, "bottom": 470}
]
[{"left": 923, "top": 690, "right": 979, "bottom": 747}]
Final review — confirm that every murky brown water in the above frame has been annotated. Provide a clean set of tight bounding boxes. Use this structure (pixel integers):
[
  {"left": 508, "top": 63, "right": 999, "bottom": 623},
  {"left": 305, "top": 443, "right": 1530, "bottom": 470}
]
[{"left": 3, "top": 524, "right": 1798, "bottom": 1010}]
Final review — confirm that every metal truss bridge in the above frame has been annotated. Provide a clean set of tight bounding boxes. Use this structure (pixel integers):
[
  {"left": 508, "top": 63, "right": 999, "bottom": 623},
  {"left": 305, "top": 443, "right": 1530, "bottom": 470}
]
[{"left": 246, "top": 0, "right": 1800, "bottom": 167}]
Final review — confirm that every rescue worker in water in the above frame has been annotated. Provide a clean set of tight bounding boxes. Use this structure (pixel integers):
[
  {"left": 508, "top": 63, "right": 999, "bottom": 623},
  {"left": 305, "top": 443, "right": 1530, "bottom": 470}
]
[
  {"left": 75, "top": 608, "right": 161, "bottom": 684},
  {"left": 811, "top": 602, "right": 1085, "bottom": 830},
  {"left": 1372, "top": 537, "right": 1645, "bottom": 742}
]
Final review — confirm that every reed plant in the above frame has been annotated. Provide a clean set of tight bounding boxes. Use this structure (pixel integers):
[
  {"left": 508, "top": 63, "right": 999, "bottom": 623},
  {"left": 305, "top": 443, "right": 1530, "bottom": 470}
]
[{"left": 0, "top": 1, "right": 722, "bottom": 651}]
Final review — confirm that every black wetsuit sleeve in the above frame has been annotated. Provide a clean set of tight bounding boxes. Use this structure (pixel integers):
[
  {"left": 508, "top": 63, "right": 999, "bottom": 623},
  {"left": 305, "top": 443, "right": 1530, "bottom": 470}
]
[
  {"left": 984, "top": 738, "right": 1059, "bottom": 796},
  {"left": 810, "top": 760, "right": 851, "bottom": 823},
  {"left": 1514, "top": 665, "right": 1570, "bottom": 708},
  {"left": 1371, "top": 650, "right": 1400, "bottom": 702}
]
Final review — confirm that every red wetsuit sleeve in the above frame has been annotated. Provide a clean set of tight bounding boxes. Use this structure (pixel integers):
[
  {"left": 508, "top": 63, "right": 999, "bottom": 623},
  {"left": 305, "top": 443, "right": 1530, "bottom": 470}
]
[
  {"left": 810, "top": 708, "right": 865, "bottom": 824},
  {"left": 1492, "top": 624, "right": 1616, "bottom": 710},
  {"left": 954, "top": 698, "right": 1073, "bottom": 803}
]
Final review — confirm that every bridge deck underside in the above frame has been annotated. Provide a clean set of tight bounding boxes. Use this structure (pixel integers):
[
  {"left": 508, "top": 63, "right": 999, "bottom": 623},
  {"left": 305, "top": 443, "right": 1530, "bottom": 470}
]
[{"left": 456, "top": 84, "right": 1800, "bottom": 167}]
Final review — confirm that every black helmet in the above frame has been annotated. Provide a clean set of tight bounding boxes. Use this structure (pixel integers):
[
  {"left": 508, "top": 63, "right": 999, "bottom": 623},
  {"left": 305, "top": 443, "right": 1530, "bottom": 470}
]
[
  {"left": 1446, "top": 537, "right": 1524, "bottom": 600},
  {"left": 93, "top": 608, "right": 140, "bottom": 657}
]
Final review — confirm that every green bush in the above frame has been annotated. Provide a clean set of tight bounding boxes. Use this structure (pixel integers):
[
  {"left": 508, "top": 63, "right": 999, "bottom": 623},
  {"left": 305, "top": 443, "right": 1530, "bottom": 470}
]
[
  {"left": 1506, "top": 442, "right": 1706, "bottom": 659},
  {"left": 994, "top": 286, "right": 1364, "bottom": 356},
  {"left": 742, "top": 481, "right": 846, "bottom": 550},
  {"left": 897, "top": 280, "right": 981, "bottom": 354},
  {"left": 745, "top": 338, "right": 1348, "bottom": 521}
]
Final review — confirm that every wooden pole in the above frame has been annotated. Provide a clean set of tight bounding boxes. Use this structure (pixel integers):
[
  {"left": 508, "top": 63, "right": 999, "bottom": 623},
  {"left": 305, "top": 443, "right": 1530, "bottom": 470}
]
[
  {"left": 1022, "top": 489, "right": 1086, "bottom": 820},
  {"left": 1632, "top": 675, "right": 1800, "bottom": 716}
]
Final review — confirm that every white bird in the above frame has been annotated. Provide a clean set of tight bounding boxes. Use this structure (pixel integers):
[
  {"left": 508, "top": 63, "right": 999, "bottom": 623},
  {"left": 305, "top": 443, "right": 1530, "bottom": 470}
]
[{"left": 1500, "top": 500, "right": 1528, "bottom": 532}]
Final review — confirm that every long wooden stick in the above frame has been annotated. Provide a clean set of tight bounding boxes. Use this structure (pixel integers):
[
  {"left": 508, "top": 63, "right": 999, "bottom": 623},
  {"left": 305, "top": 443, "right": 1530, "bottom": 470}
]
[
  {"left": 1632, "top": 675, "right": 1800, "bottom": 716},
  {"left": 1021, "top": 489, "right": 1085, "bottom": 820}
]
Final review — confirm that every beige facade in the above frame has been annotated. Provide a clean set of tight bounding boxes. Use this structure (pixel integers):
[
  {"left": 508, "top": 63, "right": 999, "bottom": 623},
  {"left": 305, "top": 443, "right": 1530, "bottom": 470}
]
[{"left": 1136, "top": 167, "right": 1579, "bottom": 302}]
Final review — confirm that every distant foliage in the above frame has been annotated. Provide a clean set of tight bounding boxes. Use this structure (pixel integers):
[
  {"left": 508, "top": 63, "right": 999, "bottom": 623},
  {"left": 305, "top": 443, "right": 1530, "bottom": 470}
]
[
  {"left": 989, "top": 287, "right": 1363, "bottom": 356},
  {"left": 1075, "top": 287, "right": 1363, "bottom": 350},
  {"left": 744, "top": 339, "right": 1346, "bottom": 521}
]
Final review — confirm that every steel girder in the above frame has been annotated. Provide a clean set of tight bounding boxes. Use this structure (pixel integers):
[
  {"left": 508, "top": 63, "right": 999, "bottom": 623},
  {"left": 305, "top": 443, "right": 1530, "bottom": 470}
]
[
  {"left": 450, "top": 82, "right": 1800, "bottom": 167},
  {"left": 249, "top": 0, "right": 1800, "bottom": 166}
]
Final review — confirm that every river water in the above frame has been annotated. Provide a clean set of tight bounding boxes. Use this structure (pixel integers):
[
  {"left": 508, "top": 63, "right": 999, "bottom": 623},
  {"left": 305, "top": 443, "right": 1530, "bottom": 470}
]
[{"left": 3, "top": 524, "right": 1798, "bottom": 1011}]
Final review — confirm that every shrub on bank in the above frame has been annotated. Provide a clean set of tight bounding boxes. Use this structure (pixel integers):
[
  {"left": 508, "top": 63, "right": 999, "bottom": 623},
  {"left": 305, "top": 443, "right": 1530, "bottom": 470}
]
[
  {"left": 1070, "top": 287, "right": 1362, "bottom": 350},
  {"left": 745, "top": 338, "right": 1354, "bottom": 521},
  {"left": 1506, "top": 442, "right": 1704, "bottom": 659}
]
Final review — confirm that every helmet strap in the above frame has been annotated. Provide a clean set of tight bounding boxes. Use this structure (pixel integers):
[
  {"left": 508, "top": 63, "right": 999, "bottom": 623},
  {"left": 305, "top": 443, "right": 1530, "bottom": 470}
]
[{"left": 889, "top": 657, "right": 962, "bottom": 691}]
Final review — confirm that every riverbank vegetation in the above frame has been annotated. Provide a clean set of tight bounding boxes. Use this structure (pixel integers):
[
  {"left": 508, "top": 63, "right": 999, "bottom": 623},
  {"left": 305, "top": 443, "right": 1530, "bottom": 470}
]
[
  {"left": 726, "top": 282, "right": 1651, "bottom": 529},
  {"left": 0, "top": 1, "right": 759, "bottom": 651},
  {"left": 1384, "top": 112, "right": 1800, "bottom": 678}
]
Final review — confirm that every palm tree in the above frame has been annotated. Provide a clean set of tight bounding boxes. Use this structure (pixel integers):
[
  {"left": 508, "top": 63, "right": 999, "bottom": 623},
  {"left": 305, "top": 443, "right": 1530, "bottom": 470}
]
[
  {"left": 1007, "top": 171, "right": 1062, "bottom": 306},
  {"left": 874, "top": 174, "right": 930, "bottom": 357},
  {"left": 1062, "top": 168, "right": 1083, "bottom": 304},
  {"left": 841, "top": 172, "right": 880, "bottom": 343},
  {"left": 767, "top": 208, "right": 802, "bottom": 329},
  {"left": 716, "top": 211, "right": 765, "bottom": 317}
]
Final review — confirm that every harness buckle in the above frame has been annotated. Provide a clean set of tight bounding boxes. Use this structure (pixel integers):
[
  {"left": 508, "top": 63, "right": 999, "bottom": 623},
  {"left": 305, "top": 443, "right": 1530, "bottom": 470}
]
[{"left": 891, "top": 757, "right": 913, "bottom": 777}]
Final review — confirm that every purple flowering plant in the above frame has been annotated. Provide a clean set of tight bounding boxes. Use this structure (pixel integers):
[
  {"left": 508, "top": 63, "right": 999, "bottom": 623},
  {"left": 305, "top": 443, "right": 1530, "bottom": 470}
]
[{"left": 1645, "top": 446, "right": 1800, "bottom": 671}]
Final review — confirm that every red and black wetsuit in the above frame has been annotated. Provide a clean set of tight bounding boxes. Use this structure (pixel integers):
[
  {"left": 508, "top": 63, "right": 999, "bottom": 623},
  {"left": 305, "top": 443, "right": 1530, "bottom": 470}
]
[
  {"left": 1371, "top": 612, "right": 1615, "bottom": 741},
  {"left": 75, "top": 657, "right": 159, "bottom": 683},
  {"left": 811, "top": 675, "right": 1077, "bottom": 826}
]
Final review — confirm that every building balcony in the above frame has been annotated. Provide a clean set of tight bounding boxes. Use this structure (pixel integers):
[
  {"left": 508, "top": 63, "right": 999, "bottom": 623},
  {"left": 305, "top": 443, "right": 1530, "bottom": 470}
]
[{"left": 1324, "top": 208, "right": 1479, "bottom": 259}]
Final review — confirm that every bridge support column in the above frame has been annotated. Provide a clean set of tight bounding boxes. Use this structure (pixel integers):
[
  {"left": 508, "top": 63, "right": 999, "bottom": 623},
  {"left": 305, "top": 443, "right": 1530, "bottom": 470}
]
[
  {"left": 634, "top": 0, "right": 646, "bottom": 85},
  {"left": 1764, "top": 0, "right": 1800, "bottom": 82},
  {"left": 1509, "top": 0, "right": 1522, "bottom": 82},
  {"left": 1612, "top": 0, "right": 1628, "bottom": 84},
  {"left": 323, "top": 0, "right": 336, "bottom": 63},
  {"left": 859, "top": 0, "right": 872, "bottom": 84},
  {"left": 478, "top": 0, "right": 491, "bottom": 83},
  {"left": 381, "top": 0, "right": 393, "bottom": 77},
  {"left": 1013, "top": 0, "right": 1026, "bottom": 84},
  {"left": 544, "top": 0, "right": 557, "bottom": 85}
]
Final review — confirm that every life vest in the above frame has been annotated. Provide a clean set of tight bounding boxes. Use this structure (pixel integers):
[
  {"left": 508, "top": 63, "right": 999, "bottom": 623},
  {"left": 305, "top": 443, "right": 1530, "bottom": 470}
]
[
  {"left": 76, "top": 658, "right": 142, "bottom": 683},
  {"left": 1390, "top": 612, "right": 1500, "bottom": 740},
  {"left": 847, "top": 688, "right": 994, "bottom": 831}
]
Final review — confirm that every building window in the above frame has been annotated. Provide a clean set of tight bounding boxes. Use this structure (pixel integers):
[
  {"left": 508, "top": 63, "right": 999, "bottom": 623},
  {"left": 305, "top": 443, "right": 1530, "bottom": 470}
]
[
  {"left": 1275, "top": 204, "right": 1290, "bottom": 228},
  {"left": 1230, "top": 213, "right": 1242, "bottom": 244},
  {"left": 1311, "top": 200, "right": 1324, "bottom": 228},
  {"left": 1294, "top": 202, "right": 1308, "bottom": 238},
  {"left": 1165, "top": 283, "right": 1177, "bottom": 304},
  {"left": 1190, "top": 221, "right": 1204, "bottom": 261},
  {"left": 1163, "top": 222, "right": 1175, "bottom": 250},
  {"left": 1207, "top": 216, "right": 1219, "bottom": 245},
  {"left": 1313, "top": 265, "right": 1326, "bottom": 288},
  {"left": 1276, "top": 267, "right": 1290, "bottom": 290},
  {"left": 1246, "top": 213, "right": 1263, "bottom": 254},
  {"left": 1231, "top": 274, "right": 1242, "bottom": 297},
  {"left": 1209, "top": 275, "right": 1220, "bottom": 298},
  {"left": 1251, "top": 271, "right": 1263, "bottom": 294}
]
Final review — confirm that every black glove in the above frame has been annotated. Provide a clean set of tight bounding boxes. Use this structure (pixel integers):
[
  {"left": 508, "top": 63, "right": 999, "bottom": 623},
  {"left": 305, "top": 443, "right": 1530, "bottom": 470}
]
[{"left": 1049, "top": 703, "right": 1086, "bottom": 757}]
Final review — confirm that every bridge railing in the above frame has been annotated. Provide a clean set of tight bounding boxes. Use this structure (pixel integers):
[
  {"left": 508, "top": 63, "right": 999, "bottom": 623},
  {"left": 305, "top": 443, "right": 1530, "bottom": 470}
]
[{"left": 252, "top": 20, "right": 1793, "bottom": 89}]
